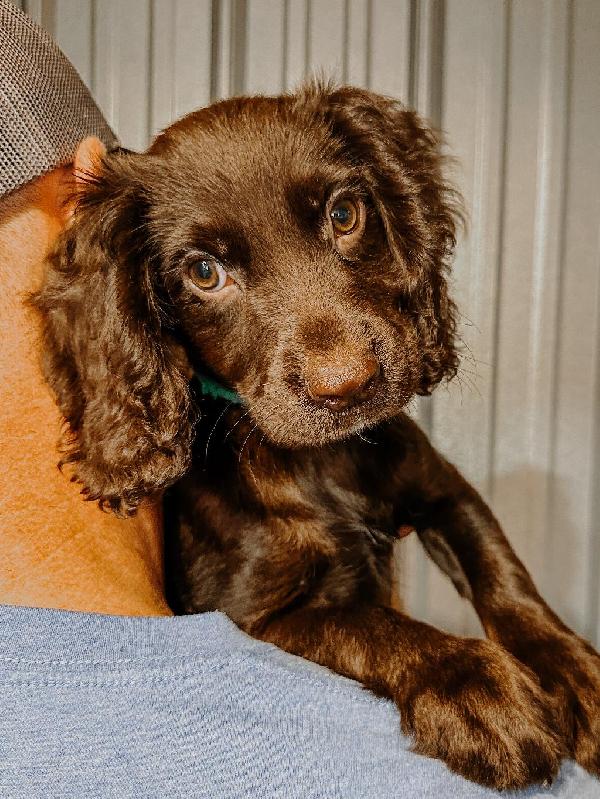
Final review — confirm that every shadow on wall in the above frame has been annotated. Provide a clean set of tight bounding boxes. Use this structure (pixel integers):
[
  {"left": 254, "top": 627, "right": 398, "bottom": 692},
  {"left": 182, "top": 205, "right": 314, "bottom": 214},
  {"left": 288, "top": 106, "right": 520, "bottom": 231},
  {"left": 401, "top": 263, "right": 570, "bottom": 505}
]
[
  {"left": 396, "top": 468, "right": 597, "bottom": 647},
  {"left": 492, "top": 467, "right": 598, "bottom": 646}
]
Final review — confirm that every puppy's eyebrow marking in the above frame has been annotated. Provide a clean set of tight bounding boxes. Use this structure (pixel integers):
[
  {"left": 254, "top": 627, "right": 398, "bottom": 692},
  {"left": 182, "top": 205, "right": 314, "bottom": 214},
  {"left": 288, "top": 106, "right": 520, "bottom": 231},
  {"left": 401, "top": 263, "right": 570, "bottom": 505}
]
[
  {"left": 187, "top": 222, "right": 251, "bottom": 269},
  {"left": 285, "top": 178, "right": 328, "bottom": 233},
  {"left": 286, "top": 176, "right": 367, "bottom": 224}
]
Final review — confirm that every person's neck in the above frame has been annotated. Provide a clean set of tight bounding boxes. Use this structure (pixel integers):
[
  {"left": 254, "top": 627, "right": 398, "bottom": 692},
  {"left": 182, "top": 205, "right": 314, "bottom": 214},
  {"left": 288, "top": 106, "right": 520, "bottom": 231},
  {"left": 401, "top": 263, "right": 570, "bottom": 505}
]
[{"left": 0, "top": 169, "right": 171, "bottom": 616}]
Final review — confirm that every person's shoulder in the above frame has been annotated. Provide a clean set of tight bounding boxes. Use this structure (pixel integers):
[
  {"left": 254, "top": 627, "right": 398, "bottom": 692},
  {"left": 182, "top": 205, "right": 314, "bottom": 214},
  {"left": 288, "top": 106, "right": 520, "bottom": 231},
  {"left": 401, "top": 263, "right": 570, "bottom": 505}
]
[{"left": 0, "top": 606, "right": 596, "bottom": 799}]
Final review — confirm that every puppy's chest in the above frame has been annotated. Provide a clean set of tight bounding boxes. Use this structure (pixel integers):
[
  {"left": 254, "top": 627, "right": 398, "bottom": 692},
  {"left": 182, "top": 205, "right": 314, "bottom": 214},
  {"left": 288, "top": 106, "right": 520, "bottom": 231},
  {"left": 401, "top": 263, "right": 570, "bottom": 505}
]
[
  {"left": 168, "top": 406, "right": 414, "bottom": 621},
  {"left": 196, "top": 401, "right": 406, "bottom": 533}
]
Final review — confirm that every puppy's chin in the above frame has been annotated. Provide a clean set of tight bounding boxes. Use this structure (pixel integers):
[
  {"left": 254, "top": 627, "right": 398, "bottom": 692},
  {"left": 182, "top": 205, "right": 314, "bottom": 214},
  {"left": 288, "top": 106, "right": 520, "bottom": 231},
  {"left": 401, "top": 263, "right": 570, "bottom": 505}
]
[{"left": 247, "top": 392, "right": 411, "bottom": 449}]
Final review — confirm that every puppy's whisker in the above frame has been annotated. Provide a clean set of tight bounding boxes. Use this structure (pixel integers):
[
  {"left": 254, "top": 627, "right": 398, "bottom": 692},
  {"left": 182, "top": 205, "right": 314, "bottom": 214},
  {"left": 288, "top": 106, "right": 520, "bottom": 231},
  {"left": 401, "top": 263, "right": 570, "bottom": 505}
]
[
  {"left": 455, "top": 368, "right": 481, "bottom": 400},
  {"left": 238, "top": 424, "right": 258, "bottom": 467},
  {"left": 456, "top": 364, "right": 480, "bottom": 378},
  {"left": 245, "top": 427, "right": 265, "bottom": 497},
  {"left": 222, "top": 409, "right": 252, "bottom": 443},
  {"left": 456, "top": 309, "right": 481, "bottom": 335},
  {"left": 358, "top": 432, "right": 377, "bottom": 445},
  {"left": 455, "top": 334, "right": 487, "bottom": 371},
  {"left": 257, "top": 433, "right": 267, "bottom": 459},
  {"left": 203, "top": 401, "right": 234, "bottom": 467}
]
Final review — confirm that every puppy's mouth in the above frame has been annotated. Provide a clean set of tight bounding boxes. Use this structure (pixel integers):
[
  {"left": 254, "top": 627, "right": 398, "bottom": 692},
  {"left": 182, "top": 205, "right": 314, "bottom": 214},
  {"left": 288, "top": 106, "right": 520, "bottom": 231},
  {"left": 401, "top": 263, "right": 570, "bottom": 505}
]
[{"left": 247, "top": 382, "right": 410, "bottom": 449}]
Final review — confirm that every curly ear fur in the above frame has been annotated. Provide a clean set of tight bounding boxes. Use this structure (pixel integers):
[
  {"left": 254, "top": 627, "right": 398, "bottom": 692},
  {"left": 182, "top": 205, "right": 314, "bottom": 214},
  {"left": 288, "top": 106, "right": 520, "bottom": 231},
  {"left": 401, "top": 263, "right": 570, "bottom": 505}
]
[
  {"left": 32, "top": 153, "right": 193, "bottom": 516},
  {"left": 316, "top": 85, "right": 463, "bottom": 394}
]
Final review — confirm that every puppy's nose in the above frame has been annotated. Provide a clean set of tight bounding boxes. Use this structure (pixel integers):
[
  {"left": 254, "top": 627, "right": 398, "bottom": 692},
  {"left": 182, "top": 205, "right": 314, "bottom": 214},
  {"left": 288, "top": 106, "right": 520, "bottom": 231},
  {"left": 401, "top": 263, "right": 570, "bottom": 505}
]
[{"left": 306, "top": 355, "right": 380, "bottom": 411}]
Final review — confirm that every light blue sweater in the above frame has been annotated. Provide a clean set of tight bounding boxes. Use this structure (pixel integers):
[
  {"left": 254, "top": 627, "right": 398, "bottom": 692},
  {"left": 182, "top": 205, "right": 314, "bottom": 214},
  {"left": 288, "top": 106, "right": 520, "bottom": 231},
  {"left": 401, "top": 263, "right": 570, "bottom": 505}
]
[{"left": 0, "top": 605, "right": 598, "bottom": 799}]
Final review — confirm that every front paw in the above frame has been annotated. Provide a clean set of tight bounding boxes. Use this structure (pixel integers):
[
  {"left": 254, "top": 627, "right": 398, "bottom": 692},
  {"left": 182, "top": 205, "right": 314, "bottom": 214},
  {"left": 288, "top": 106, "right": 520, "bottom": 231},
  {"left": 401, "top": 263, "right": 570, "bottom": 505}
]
[
  {"left": 397, "top": 638, "right": 564, "bottom": 790},
  {"left": 509, "top": 629, "right": 600, "bottom": 776}
]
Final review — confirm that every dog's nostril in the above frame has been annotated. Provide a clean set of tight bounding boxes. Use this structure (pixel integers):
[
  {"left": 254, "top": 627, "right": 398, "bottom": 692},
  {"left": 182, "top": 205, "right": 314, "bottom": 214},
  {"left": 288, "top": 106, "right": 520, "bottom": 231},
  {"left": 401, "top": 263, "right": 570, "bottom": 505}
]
[{"left": 306, "top": 356, "right": 380, "bottom": 410}]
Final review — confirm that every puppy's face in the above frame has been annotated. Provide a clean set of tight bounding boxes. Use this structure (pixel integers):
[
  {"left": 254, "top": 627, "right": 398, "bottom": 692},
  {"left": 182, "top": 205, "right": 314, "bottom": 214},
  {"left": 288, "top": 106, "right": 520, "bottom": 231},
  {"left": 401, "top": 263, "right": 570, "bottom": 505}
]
[
  {"left": 37, "top": 85, "right": 460, "bottom": 513},
  {"left": 143, "top": 89, "right": 459, "bottom": 448}
]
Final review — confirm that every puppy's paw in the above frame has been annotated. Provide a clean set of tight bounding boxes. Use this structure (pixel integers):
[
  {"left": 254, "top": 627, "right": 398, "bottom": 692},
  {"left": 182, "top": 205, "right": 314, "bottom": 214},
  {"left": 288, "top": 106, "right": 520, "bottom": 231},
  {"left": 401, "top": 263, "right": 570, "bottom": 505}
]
[
  {"left": 571, "top": 652, "right": 600, "bottom": 777},
  {"left": 397, "top": 639, "right": 564, "bottom": 790},
  {"left": 512, "top": 630, "right": 600, "bottom": 777}
]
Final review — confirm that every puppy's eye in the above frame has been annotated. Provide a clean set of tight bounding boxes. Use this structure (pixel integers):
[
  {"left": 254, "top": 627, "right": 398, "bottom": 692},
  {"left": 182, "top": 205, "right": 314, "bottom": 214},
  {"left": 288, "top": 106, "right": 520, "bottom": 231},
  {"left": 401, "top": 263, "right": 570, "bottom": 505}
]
[
  {"left": 330, "top": 199, "right": 359, "bottom": 235},
  {"left": 187, "top": 257, "right": 230, "bottom": 292}
]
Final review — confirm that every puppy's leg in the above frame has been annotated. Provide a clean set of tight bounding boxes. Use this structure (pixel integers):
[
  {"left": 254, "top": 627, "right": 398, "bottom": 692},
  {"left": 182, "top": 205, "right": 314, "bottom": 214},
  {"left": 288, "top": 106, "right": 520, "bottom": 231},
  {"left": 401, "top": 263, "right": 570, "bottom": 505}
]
[
  {"left": 253, "top": 606, "right": 562, "bottom": 789},
  {"left": 400, "top": 419, "right": 600, "bottom": 776}
]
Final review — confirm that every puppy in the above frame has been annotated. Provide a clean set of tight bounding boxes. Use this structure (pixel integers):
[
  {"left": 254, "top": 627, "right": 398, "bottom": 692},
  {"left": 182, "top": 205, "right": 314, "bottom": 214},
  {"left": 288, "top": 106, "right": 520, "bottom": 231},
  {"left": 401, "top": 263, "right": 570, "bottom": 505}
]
[{"left": 34, "top": 84, "right": 600, "bottom": 789}]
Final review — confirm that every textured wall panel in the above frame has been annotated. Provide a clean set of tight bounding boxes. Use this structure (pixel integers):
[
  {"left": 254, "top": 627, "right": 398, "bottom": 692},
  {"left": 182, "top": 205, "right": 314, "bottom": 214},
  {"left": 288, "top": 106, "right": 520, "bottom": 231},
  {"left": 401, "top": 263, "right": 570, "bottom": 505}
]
[
  {"left": 306, "top": 0, "right": 345, "bottom": 80},
  {"left": 405, "top": 0, "right": 509, "bottom": 636},
  {"left": 150, "top": 0, "right": 212, "bottom": 136},
  {"left": 92, "top": 0, "right": 152, "bottom": 151},
  {"left": 245, "top": 0, "right": 285, "bottom": 93},
  {"left": 551, "top": 0, "right": 600, "bottom": 640},
  {"left": 14, "top": 0, "right": 600, "bottom": 644},
  {"left": 492, "top": 0, "right": 569, "bottom": 613}
]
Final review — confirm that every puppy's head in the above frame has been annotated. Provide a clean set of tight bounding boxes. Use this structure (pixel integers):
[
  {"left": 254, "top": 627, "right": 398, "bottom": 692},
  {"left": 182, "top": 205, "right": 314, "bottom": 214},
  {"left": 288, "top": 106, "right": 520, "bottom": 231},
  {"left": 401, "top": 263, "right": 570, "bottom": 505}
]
[{"left": 35, "top": 84, "right": 462, "bottom": 514}]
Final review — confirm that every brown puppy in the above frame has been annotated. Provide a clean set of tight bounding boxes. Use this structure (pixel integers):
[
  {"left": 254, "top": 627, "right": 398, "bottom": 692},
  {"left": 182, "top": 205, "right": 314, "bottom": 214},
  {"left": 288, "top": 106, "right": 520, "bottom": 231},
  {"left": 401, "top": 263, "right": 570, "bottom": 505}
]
[{"left": 33, "top": 84, "right": 600, "bottom": 789}]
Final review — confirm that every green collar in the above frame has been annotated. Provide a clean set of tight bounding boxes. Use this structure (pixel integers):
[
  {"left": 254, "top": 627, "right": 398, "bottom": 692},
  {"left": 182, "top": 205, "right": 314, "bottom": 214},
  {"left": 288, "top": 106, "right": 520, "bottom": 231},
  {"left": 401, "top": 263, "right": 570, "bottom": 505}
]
[{"left": 193, "top": 371, "right": 244, "bottom": 405}]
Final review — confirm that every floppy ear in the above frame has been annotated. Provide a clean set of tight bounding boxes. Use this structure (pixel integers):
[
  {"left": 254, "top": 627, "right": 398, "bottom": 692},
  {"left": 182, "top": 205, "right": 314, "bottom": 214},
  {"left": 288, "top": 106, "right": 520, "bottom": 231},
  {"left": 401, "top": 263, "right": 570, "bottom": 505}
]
[
  {"left": 317, "top": 85, "right": 463, "bottom": 394},
  {"left": 32, "top": 144, "right": 193, "bottom": 516}
]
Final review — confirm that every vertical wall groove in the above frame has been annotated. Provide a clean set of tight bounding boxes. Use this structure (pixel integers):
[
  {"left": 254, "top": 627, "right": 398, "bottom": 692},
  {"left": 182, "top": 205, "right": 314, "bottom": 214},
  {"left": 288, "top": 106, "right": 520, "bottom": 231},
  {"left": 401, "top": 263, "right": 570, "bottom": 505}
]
[
  {"left": 588, "top": 222, "right": 600, "bottom": 641},
  {"left": 304, "top": 0, "right": 311, "bottom": 77},
  {"left": 145, "top": 0, "right": 154, "bottom": 146},
  {"left": 487, "top": 0, "right": 511, "bottom": 505},
  {"left": 543, "top": 0, "right": 572, "bottom": 601},
  {"left": 210, "top": 0, "right": 220, "bottom": 101}
]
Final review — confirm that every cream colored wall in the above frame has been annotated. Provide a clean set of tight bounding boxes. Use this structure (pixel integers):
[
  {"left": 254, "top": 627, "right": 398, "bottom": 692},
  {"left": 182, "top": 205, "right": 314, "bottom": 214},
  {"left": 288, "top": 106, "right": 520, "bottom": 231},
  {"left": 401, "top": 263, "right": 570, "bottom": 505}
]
[{"left": 16, "top": 0, "right": 600, "bottom": 645}]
